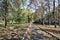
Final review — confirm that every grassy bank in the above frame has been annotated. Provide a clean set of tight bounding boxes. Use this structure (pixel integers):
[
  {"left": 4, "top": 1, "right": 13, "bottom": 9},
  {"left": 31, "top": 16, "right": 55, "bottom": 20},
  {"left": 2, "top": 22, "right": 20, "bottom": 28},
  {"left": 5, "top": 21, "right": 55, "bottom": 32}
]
[{"left": 0, "top": 23, "right": 28, "bottom": 28}]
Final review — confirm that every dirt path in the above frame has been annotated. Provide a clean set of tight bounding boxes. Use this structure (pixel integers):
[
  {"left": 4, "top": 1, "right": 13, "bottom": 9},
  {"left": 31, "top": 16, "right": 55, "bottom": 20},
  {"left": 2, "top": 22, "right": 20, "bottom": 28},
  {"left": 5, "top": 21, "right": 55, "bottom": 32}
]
[{"left": 0, "top": 24, "right": 60, "bottom": 40}]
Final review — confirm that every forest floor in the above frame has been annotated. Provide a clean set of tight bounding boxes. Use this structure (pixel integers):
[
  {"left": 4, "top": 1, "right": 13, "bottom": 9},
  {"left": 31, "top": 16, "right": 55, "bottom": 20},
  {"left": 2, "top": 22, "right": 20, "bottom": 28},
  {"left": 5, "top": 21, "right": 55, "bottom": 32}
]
[
  {"left": 37, "top": 25, "right": 60, "bottom": 38},
  {"left": 0, "top": 24, "right": 60, "bottom": 40}
]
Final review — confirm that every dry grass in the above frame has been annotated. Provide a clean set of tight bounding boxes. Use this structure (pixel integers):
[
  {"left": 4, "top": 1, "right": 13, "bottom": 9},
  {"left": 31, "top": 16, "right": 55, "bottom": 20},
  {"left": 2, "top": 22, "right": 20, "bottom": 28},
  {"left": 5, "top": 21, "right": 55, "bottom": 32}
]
[
  {"left": 37, "top": 25, "right": 60, "bottom": 38},
  {"left": 38, "top": 25, "right": 60, "bottom": 31},
  {"left": 0, "top": 27, "right": 27, "bottom": 40}
]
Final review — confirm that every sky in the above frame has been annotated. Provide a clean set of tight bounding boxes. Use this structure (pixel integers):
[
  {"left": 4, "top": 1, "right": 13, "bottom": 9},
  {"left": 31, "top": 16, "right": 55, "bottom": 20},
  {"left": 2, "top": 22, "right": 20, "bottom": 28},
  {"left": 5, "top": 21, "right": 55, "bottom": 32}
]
[
  {"left": 0, "top": 0, "right": 60, "bottom": 10},
  {"left": 0, "top": 0, "right": 2, "bottom": 8},
  {"left": 24, "top": 0, "right": 59, "bottom": 11}
]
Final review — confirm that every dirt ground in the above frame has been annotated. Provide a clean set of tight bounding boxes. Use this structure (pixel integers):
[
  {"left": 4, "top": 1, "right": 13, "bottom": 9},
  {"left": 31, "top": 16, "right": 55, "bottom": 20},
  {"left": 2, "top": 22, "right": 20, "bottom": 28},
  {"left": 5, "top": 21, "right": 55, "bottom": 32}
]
[
  {"left": 0, "top": 25, "right": 60, "bottom": 40},
  {"left": 0, "top": 27, "right": 27, "bottom": 40},
  {"left": 37, "top": 25, "right": 60, "bottom": 38}
]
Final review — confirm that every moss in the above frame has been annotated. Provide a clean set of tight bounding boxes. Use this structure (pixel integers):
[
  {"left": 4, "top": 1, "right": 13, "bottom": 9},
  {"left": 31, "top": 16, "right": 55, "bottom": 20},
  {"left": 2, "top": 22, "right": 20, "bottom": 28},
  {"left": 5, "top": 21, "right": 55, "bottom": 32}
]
[
  {"left": 7, "top": 23, "right": 28, "bottom": 28},
  {"left": 0, "top": 24, "right": 5, "bottom": 27}
]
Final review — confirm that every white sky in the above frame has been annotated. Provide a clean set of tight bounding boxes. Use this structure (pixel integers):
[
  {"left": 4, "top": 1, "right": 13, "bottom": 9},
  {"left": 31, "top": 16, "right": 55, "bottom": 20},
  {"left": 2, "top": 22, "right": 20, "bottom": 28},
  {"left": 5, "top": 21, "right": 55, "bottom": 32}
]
[{"left": 0, "top": 0, "right": 59, "bottom": 11}]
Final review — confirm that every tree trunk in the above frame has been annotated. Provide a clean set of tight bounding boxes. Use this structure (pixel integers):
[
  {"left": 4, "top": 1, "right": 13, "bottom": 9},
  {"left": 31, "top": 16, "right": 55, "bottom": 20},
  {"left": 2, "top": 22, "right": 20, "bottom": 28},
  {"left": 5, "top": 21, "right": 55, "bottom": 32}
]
[
  {"left": 3, "top": 0, "right": 8, "bottom": 28},
  {"left": 5, "top": 17, "right": 7, "bottom": 27},
  {"left": 53, "top": 0, "right": 56, "bottom": 28},
  {"left": 47, "top": 0, "right": 50, "bottom": 25},
  {"left": 58, "top": 0, "right": 60, "bottom": 26}
]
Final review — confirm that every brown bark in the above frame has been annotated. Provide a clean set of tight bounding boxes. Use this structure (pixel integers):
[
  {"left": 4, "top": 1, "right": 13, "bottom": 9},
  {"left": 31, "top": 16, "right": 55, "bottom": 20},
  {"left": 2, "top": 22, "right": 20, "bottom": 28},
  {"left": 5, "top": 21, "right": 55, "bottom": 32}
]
[
  {"left": 53, "top": 0, "right": 56, "bottom": 28},
  {"left": 3, "top": 0, "right": 8, "bottom": 27}
]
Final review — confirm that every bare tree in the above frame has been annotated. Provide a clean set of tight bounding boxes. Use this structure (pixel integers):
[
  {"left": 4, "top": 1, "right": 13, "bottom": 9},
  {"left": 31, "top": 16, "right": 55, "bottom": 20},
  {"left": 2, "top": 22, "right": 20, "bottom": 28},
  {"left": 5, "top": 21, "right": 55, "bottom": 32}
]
[
  {"left": 40, "top": 2, "right": 45, "bottom": 25},
  {"left": 53, "top": 0, "right": 56, "bottom": 28},
  {"left": 58, "top": 0, "right": 60, "bottom": 26},
  {"left": 47, "top": 0, "right": 50, "bottom": 25},
  {"left": 2, "top": 0, "right": 8, "bottom": 27}
]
